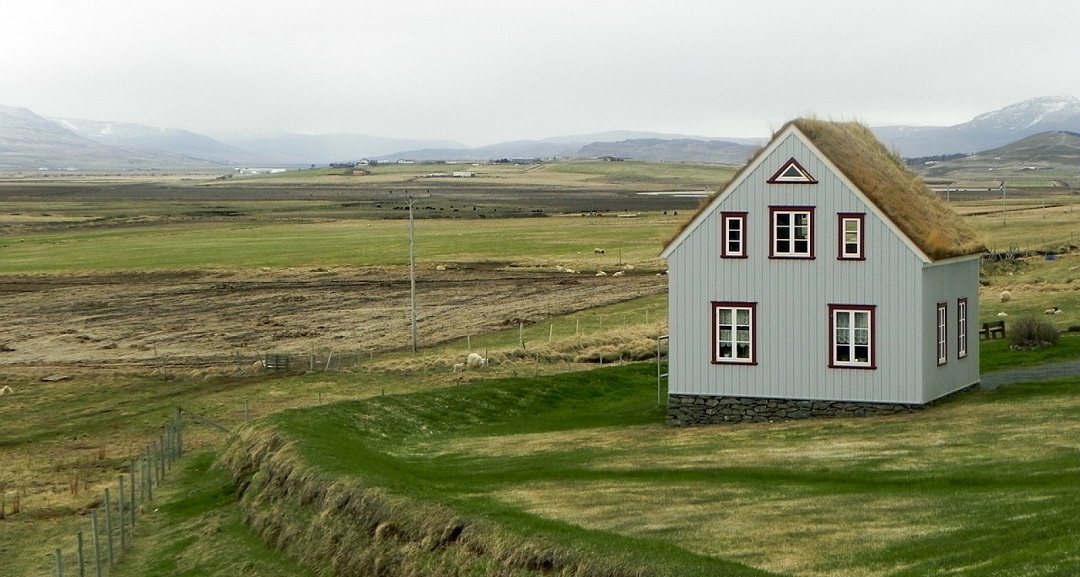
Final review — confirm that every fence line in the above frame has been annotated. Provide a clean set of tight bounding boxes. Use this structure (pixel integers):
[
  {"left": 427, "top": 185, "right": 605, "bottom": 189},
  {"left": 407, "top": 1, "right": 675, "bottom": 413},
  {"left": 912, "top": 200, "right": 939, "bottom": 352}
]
[{"left": 51, "top": 408, "right": 185, "bottom": 577}]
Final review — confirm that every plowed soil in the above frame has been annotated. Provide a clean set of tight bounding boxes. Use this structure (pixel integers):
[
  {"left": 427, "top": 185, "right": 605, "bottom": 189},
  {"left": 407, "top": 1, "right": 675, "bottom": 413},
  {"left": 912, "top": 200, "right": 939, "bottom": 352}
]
[{"left": 0, "top": 266, "right": 666, "bottom": 376}]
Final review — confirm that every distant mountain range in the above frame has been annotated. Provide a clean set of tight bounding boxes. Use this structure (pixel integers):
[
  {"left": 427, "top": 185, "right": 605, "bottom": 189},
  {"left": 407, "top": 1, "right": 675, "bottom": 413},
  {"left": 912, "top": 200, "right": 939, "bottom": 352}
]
[
  {"left": 2, "top": 95, "right": 1080, "bottom": 170},
  {"left": 872, "top": 95, "right": 1080, "bottom": 157}
]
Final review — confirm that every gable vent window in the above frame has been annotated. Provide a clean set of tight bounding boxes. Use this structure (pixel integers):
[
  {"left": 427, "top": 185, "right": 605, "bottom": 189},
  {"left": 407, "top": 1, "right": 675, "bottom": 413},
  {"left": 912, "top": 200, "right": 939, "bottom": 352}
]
[
  {"left": 767, "top": 157, "right": 818, "bottom": 184},
  {"left": 770, "top": 206, "right": 814, "bottom": 259}
]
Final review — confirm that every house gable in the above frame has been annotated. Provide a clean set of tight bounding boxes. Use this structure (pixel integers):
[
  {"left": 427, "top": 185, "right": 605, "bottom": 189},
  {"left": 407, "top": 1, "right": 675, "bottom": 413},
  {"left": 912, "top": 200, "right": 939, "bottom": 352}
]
[{"left": 662, "top": 120, "right": 984, "bottom": 262}]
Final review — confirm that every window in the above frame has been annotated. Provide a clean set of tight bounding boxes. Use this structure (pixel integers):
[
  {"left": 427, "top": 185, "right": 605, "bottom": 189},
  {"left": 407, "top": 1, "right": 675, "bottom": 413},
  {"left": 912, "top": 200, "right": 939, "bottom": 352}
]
[
  {"left": 829, "top": 305, "right": 876, "bottom": 369},
  {"left": 767, "top": 157, "right": 818, "bottom": 184},
  {"left": 957, "top": 298, "right": 968, "bottom": 359},
  {"left": 712, "top": 302, "right": 756, "bottom": 364},
  {"left": 770, "top": 207, "right": 814, "bottom": 258},
  {"left": 838, "top": 213, "right": 865, "bottom": 260},
  {"left": 937, "top": 303, "right": 948, "bottom": 365},
  {"left": 721, "top": 212, "right": 747, "bottom": 258}
]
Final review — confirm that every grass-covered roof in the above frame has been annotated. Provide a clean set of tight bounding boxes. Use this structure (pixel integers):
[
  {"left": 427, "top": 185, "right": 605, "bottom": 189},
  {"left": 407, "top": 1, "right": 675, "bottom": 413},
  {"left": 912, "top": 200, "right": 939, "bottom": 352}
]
[{"left": 791, "top": 118, "right": 985, "bottom": 260}]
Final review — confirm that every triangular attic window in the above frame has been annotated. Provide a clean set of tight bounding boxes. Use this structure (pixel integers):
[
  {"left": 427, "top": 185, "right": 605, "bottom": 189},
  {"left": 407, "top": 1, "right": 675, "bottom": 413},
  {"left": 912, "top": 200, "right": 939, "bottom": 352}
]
[{"left": 767, "top": 157, "right": 817, "bottom": 184}]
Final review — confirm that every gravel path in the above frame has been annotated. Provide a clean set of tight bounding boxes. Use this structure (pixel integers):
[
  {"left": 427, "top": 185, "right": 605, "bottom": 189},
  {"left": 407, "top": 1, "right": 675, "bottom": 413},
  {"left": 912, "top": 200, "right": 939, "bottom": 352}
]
[{"left": 980, "top": 359, "right": 1080, "bottom": 389}]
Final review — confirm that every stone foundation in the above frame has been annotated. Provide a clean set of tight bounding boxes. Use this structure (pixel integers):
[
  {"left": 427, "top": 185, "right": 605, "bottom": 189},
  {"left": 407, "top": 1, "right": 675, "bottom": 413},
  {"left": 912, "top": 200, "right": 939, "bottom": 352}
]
[{"left": 667, "top": 394, "right": 924, "bottom": 426}]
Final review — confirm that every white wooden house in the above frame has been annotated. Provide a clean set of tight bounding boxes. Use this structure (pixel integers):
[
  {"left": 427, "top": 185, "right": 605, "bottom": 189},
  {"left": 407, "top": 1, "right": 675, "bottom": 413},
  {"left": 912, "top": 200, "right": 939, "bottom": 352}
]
[{"left": 660, "top": 119, "right": 985, "bottom": 424}]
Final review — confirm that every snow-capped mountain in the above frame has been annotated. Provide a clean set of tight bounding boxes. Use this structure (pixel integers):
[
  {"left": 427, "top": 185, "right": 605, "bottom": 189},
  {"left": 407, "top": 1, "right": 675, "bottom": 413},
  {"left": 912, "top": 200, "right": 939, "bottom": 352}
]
[{"left": 874, "top": 95, "right": 1080, "bottom": 157}]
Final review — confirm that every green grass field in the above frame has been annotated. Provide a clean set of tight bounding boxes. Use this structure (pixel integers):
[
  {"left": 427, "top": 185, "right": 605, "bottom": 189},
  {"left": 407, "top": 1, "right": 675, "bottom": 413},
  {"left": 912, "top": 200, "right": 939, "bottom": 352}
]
[
  {"left": 4, "top": 164, "right": 1080, "bottom": 576},
  {"left": 200, "top": 363, "right": 1080, "bottom": 577}
]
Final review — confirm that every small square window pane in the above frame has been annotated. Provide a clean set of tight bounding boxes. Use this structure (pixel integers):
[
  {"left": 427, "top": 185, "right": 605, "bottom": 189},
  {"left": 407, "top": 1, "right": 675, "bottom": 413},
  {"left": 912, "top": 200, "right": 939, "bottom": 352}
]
[{"left": 718, "top": 309, "right": 731, "bottom": 324}]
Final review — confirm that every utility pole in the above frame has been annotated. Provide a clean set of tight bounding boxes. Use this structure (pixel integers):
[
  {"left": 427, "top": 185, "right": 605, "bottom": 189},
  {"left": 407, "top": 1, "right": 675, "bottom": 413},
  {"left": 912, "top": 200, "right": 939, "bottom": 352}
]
[
  {"left": 404, "top": 190, "right": 430, "bottom": 353},
  {"left": 1001, "top": 180, "right": 1007, "bottom": 226}
]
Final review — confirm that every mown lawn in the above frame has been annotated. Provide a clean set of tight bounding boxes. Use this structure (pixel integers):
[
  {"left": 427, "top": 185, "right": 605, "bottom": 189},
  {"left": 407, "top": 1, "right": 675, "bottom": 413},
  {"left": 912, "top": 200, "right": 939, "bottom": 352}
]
[{"left": 256, "top": 362, "right": 1080, "bottom": 576}]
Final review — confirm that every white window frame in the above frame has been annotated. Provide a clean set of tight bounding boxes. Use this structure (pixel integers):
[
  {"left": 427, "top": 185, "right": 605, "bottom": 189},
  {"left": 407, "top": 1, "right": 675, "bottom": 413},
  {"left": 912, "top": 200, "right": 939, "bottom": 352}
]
[
  {"left": 829, "top": 305, "right": 876, "bottom": 369},
  {"left": 957, "top": 298, "right": 968, "bottom": 359},
  {"left": 712, "top": 302, "right": 756, "bottom": 365},
  {"left": 838, "top": 213, "right": 864, "bottom": 260},
  {"left": 721, "top": 212, "right": 747, "bottom": 258},
  {"left": 770, "top": 206, "right": 814, "bottom": 259},
  {"left": 937, "top": 302, "right": 948, "bottom": 366}
]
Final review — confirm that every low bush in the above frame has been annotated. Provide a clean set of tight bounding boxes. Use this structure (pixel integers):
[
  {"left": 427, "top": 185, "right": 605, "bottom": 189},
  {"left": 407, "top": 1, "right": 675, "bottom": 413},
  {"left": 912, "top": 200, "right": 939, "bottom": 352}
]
[{"left": 1007, "top": 316, "right": 1059, "bottom": 349}]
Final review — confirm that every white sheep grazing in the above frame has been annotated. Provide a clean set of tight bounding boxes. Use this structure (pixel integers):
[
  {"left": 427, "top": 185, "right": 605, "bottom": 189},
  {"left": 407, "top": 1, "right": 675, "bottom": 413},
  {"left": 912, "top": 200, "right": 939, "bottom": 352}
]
[
  {"left": 1045, "top": 307, "right": 1060, "bottom": 315},
  {"left": 595, "top": 270, "right": 607, "bottom": 276},
  {"left": 564, "top": 268, "right": 576, "bottom": 274},
  {"left": 466, "top": 352, "right": 488, "bottom": 368},
  {"left": 594, "top": 248, "right": 605, "bottom": 254},
  {"left": 997, "top": 311, "right": 1008, "bottom": 317},
  {"left": 452, "top": 363, "right": 466, "bottom": 373},
  {"left": 1000, "top": 290, "right": 1012, "bottom": 303},
  {"left": 612, "top": 271, "right": 625, "bottom": 277},
  {"left": 0, "top": 385, "right": 13, "bottom": 397}
]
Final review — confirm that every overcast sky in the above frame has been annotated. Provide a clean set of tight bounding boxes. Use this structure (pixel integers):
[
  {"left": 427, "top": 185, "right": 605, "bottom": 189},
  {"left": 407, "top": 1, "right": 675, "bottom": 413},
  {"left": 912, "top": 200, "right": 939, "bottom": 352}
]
[{"left": 2, "top": 0, "right": 1078, "bottom": 146}]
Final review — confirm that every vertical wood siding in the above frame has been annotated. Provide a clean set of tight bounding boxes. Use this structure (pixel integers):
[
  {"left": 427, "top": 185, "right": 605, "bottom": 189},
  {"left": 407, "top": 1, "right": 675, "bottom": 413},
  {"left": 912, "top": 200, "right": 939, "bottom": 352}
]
[{"left": 668, "top": 131, "right": 975, "bottom": 404}]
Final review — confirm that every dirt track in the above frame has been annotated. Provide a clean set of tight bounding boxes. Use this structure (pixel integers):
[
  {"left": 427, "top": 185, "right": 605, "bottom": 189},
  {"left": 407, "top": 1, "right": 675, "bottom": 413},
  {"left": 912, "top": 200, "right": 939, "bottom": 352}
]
[{"left": 0, "top": 266, "right": 666, "bottom": 375}]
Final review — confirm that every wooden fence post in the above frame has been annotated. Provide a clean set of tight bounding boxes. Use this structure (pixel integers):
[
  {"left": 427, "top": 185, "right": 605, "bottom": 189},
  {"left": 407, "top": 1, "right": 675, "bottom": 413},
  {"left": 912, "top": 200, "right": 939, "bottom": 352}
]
[
  {"left": 77, "top": 531, "right": 85, "bottom": 577},
  {"left": 104, "top": 489, "right": 113, "bottom": 567},
  {"left": 91, "top": 509, "right": 102, "bottom": 577},
  {"left": 54, "top": 548, "right": 63, "bottom": 577},
  {"left": 118, "top": 476, "right": 126, "bottom": 552}
]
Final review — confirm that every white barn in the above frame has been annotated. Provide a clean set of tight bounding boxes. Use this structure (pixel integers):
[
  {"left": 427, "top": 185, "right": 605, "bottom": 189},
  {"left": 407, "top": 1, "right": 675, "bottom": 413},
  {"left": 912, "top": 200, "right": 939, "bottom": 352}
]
[{"left": 660, "top": 119, "right": 985, "bottom": 424}]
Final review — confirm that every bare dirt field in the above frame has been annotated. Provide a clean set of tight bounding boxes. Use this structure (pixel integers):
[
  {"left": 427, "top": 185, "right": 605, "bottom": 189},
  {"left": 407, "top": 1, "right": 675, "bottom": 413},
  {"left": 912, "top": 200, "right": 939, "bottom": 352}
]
[{"left": 0, "top": 265, "right": 666, "bottom": 378}]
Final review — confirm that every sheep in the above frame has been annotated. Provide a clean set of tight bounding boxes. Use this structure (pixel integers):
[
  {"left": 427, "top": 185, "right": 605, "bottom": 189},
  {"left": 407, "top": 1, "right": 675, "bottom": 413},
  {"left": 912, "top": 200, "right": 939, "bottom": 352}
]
[
  {"left": 612, "top": 271, "right": 625, "bottom": 277},
  {"left": 435, "top": 264, "right": 447, "bottom": 271},
  {"left": 555, "top": 265, "right": 565, "bottom": 271},
  {"left": 564, "top": 268, "right": 576, "bottom": 274},
  {"left": 593, "top": 248, "right": 605, "bottom": 254},
  {"left": 1000, "top": 290, "right": 1012, "bottom": 303},
  {"left": 1045, "top": 307, "right": 1063, "bottom": 315},
  {"left": 595, "top": 270, "right": 608, "bottom": 276},
  {"left": 452, "top": 363, "right": 466, "bottom": 373},
  {"left": 0, "top": 385, "right": 12, "bottom": 397},
  {"left": 997, "top": 311, "right": 1008, "bottom": 317},
  {"left": 466, "top": 352, "right": 488, "bottom": 368}
]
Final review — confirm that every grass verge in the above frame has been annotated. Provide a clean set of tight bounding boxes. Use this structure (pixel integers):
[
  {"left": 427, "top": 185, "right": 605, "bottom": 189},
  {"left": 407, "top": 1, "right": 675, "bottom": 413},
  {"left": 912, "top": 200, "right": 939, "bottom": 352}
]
[{"left": 216, "top": 362, "right": 1080, "bottom": 576}]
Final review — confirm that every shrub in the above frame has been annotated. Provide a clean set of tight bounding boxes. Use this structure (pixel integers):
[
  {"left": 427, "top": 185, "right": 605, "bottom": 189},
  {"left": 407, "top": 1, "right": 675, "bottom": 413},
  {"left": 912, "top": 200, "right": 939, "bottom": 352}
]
[{"left": 1007, "top": 316, "right": 1059, "bottom": 349}]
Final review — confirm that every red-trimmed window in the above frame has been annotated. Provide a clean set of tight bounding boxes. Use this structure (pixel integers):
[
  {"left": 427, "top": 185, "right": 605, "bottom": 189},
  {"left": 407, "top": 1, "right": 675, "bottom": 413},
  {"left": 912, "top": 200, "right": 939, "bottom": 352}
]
[
  {"left": 767, "top": 157, "right": 818, "bottom": 184},
  {"left": 829, "top": 305, "right": 876, "bottom": 369},
  {"left": 770, "top": 206, "right": 814, "bottom": 259},
  {"left": 712, "top": 302, "right": 756, "bottom": 364},
  {"left": 957, "top": 298, "right": 969, "bottom": 359},
  {"left": 838, "top": 213, "right": 865, "bottom": 260},
  {"left": 721, "top": 212, "right": 747, "bottom": 258},
  {"left": 937, "top": 302, "right": 948, "bottom": 366}
]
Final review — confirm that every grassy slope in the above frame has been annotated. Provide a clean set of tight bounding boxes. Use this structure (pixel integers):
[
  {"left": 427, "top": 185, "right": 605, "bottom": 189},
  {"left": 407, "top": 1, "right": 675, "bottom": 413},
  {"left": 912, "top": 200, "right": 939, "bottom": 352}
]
[{"left": 214, "top": 362, "right": 1080, "bottom": 577}]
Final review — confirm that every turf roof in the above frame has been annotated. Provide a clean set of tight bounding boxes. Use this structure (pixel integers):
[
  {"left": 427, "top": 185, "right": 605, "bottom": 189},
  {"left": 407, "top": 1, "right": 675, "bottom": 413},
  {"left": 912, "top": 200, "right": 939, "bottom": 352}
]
[{"left": 665, "top": 118, "right": 986, "bottom": 261}]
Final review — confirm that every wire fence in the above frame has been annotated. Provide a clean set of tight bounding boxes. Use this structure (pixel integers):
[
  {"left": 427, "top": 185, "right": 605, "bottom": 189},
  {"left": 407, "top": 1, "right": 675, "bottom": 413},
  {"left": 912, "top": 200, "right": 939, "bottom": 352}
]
[{"left": 48, "top": 409, "right": 187, "bottom": 577}]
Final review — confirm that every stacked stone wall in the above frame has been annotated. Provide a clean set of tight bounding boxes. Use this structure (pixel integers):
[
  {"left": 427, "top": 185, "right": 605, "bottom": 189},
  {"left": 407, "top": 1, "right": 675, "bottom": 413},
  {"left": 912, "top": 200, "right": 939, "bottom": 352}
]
[{"left": 667, "top": 394, "right": 923, "bottom": 426}]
